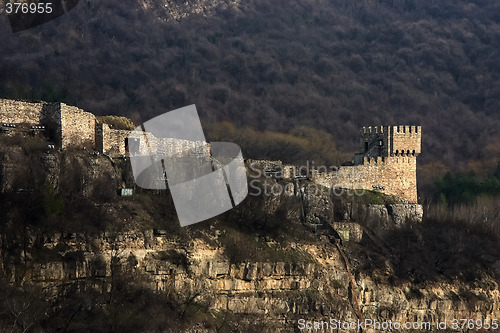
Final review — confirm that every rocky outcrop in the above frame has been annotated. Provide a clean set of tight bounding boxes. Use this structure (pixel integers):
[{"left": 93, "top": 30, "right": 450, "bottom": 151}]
[
  {"left": 302, "top": 184, "right": 423, "bottom": 232},
  {"left": 0, "top": 149, "right": 497, "bottom": 332},
  {"left": 137, "top": 0, "right": 242, "bottom": 21},
  {"left": 15, "top": 229, "right": 500, "bottom": 332},
  {"left": 330, "top": 199, "right": 423, "bottom": 228}
]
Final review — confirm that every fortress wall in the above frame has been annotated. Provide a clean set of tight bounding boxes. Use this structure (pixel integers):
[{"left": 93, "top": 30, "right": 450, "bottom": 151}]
[
  {"left": 390, "top": 125, "right": 421, "bottom": 155},
  {"left": 0, "top": 99, "right": 45, "bottom": 124},
  {"left": 0, "top": 100, "right": 62, "bottom": 143},
  {"left": 96, "top": 124, "right": 133, "bottom": 156},
  {"left": 313, "top": 156, "right": 418, "bottom": 203},
  {"left": 246, "top": 160, "right": 285, "bottom": 178},
  {"left": 103, "top": 128, "right": 130, "bottom": 156},
  {"left": 151, "top": 137, "right": 210, "bottom": 158},
  {"left": 119, "top": 130, "right": 210, "bottom": 159},
  {"left": 60, "top": 104, "right": 96, "bottom": 149}
]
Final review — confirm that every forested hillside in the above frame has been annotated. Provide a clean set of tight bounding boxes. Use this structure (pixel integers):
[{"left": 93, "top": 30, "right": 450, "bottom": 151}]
[{"left": 1, "top": 0, "right": 500, "bottom": 180}]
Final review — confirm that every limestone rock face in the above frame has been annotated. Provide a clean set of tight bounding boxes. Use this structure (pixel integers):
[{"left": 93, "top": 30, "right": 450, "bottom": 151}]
[
  {"left": 0, "top": 147, "right": 495, "bottom": 332},
  {"left": 388, "top": 204, "right": 424, "bottom": 226},
  {"left": 346, "top": 202, "right": 423, "bottom": 230},
  {"left": 0, "top": 149, "right": 122, "bottom": 196},
  {"left": 17, "top": 230, "right": 500, "bottom": 332}
]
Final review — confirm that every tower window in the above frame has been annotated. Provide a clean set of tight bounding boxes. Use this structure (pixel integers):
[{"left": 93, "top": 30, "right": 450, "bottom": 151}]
[{"left": 364, "top": 142, "right": 368, "bottom": 152}]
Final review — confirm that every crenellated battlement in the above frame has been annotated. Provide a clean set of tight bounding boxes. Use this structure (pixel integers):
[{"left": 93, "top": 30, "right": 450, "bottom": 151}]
[
  {"left": 359, "top": 124, "right": 421, "bottom": 159},
  {"left": 1, "top": 99, "right": 422, "bottom": 203},
  {"left": 362, "top": 125, "right": 390, "bottom": 134},
  {"left": 361, "top": 125, "right": 420, "bottom": 136},
  {"left": 389, "top": 125, "right": 421, "bottom": 156},
  {"left": 312, "top": 125, "right": 422, "bottom": 203},
  {"left": 392, "top": 125, "right": 420, "bottom": 134}
]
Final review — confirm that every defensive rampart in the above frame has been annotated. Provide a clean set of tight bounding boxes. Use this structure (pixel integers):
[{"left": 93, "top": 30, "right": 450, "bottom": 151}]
[{"left": 313, "top": 156, "right": 418, "bottom": 203}]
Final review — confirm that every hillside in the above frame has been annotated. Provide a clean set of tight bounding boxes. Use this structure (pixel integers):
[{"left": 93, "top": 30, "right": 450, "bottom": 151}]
[
  {"left": 3, "top": 2, "right": 500, "bottom": 330},
  {"left": 0, "top": 142, "right": 499, "bottom": 331},
  {"left": 1, "top": 0, "right": 500, "bottom": 183}
]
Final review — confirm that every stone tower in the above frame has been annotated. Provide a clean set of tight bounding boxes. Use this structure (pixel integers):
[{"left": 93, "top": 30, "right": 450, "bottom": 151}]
[
  {"left": 355, "top": 126, "right": 421, "bottom": 163},
  {"left": 313, "top": 125, "right": 422, "bottom": 203}
]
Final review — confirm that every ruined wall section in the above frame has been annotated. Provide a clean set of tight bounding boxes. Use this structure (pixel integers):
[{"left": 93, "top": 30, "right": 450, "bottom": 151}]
[
  {"left": 96, "top": 123, "right": 211, "bottom": 158},
  {"left": 1, "top": 99, "right": 213, "bottom": 156},
  {"left": 0, "top": 99, "right": 45, "bottom": 123},
  {"left": 148, "top": 137, "right": 205, "bottom": 157},
  {"left": 128, "top": 130, "right": 209, "bottom": 158},
  {"left": 96, "top": 123, "right": 130, "bottom": 156},
  {"left": 313, "top": 156, "right": 418, "bottom": 203},
  {"left": 0, "top": 100, "right": 62, "bottom": 144},
  {"left": 108, "top": 129, "right": 131, "bottom": 155},
  {"left": 60, "top": 104, "right": 96, "bottom": 149}
]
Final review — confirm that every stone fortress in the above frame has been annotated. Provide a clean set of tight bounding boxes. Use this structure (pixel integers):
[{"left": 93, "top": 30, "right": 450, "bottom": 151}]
[
  {"left": 249, "top": 126, "right": 421, "bottom": 203},
  {"left": 0, "top": 99, "right": 96, "bottom": 150},
  {"left": 0, "top": 99, "right": 209, "bottom": 158},
  {"left": 0, "top": 99, "right": 421, "bottom": 203},
  {"left": 311, "top": 125, "right": 421, "bottom": 203},
  {"left": 2, "top": 99, "right": 497, "bottom": 330}
]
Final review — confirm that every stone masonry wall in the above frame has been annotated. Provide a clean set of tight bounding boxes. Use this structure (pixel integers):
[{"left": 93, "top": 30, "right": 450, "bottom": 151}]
[
  {"left": 60, "top": 104, "right": 96, "bottom": 149},
  {"left": 128, "top": 130, "right": 210, "bottom": 158},
  {"left": 96, "top": 123, "right": 130, "bottom": 155},
  {"left": 0, "top": 100, "right": 97, "bottom": 149},
  {"left": 0, "top": 99, "right": 45, "bottom": 123},
  {"left": 0, "top": 99, "right": 62, "bottom": 144},
  {"left": 97, "top": 123, "right": 211, "bottom": 157},
  {"left": 313, "top": 156, "right": 418, "bottom": 203},
  {"left": 360, "top": 125, "right": 421, "bottom": 158},
  {"left": 390, "top": 125, "right": 421, "bottom": 155},
  {"left": 107, "top": 129, "right": 131, "bottom": 155},
  {"left": 140, "top": 133, "right": 210, "bottom": 158}
]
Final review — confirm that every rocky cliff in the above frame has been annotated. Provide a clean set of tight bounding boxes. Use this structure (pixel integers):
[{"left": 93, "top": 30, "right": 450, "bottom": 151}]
[
  {"left": 0, "top": 145, "right": 499, "bottom": 332},
  {"left": 8, "top": 225, "right": 500, "bottom": 332}
]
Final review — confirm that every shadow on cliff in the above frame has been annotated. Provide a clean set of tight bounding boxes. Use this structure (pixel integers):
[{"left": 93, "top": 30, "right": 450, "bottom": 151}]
[{"left": 353, "top": 217, "right": 500, "bottom": 285}]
